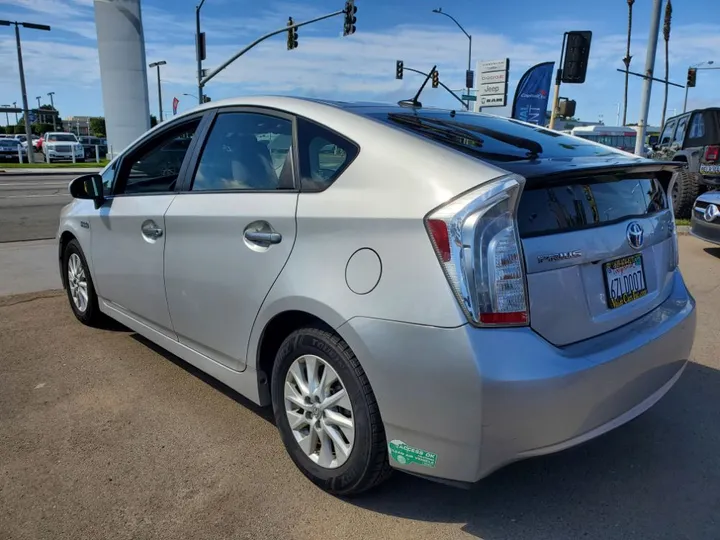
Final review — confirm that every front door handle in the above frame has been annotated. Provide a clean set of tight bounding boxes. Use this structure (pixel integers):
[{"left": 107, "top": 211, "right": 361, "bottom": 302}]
[
  {"left": 141, "top": 220, "right": 164, "bottom": 239},
  {"left": 244, "top": 231, "right": 282, "bottom": 245}
]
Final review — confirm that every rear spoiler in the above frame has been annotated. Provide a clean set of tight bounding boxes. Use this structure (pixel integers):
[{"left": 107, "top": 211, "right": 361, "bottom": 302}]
[{"left": 529, "top": 160, "right": 685, "bottom": 181}]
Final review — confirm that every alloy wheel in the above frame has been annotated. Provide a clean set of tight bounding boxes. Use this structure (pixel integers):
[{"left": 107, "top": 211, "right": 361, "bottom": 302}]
[
  {"left": 283, "top": 354, "right": 355, "bottom": 469},
  {"left": 67, "top": 253, "right": 88, "bottom": 313}
]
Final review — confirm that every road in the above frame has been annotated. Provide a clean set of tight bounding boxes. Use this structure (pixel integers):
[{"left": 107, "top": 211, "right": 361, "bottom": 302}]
[
  {"left": 0, "top": 174, "right": 72, "bottom": 243},
  {"left": 1, "top": 236, "right": 719, "bottom": 540}
]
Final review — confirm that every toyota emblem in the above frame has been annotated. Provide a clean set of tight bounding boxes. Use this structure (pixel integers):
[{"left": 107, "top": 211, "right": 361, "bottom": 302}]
[
  {"left": 704, "top": 204, "right": 720, "bottom": 223},
  {"left": 626, "top": 221, "right": 644, "bottom": 250}
]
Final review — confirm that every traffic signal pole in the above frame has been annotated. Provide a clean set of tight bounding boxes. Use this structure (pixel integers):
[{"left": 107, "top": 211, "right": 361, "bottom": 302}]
[{"left": 634, "top": 0, "right": 662, "bottom": 156}]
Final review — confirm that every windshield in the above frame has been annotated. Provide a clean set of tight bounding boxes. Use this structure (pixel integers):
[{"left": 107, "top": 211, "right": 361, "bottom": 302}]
[
  {"left": 47, "top": 134, "right": 78, "bottom": 142},
  {"left": 368, "top": 110, "right": 621, "bottom": 164}
]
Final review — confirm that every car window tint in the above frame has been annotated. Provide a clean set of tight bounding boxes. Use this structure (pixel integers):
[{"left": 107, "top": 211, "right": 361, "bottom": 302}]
[
  {"left": 659, "top": 120, "right": 676, "bottom": 145},
  {"left": 297, "top": 117, "right": 358, "bottom": 191},
  {"left": 118, "top": 120, "right": 200, "bottom": 195},
  {"left": 673, "top": 116, "right": 688, "bottom": 145},
  {"left": 192, "top": 112, "right": 293, "bottom": 191}
]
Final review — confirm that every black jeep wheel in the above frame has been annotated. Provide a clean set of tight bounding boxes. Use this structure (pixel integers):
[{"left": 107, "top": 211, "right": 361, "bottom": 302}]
[{"left": 671, "top": 170, "right": 700, "bottom": 219}]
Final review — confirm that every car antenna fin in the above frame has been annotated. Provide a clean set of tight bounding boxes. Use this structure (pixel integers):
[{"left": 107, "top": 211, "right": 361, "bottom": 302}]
[{"left": 398, "top": 65, "right": 436, "bottom": 109}]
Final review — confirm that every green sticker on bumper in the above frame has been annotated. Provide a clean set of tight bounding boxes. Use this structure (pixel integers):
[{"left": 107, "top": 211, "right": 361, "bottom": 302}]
[{"left": 388, "top": 440, "right": 437, "bottom": 468}]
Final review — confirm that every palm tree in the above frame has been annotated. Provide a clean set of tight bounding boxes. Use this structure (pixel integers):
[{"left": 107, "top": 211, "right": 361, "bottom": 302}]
[
  {"left": 660, "top": 0, "right": 673, "bottom": 127},
  {"left": 622, "top": 0, "right": 635, "bottom": 126}
]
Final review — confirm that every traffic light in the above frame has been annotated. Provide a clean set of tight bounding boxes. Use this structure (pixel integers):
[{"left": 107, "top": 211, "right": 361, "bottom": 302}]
[
  {"left": 558, "top": 99, "right": 576, "bottom": 118},
  {"left": 561, "top": 31, "right": 592, "bottom": 84},
  {"left": 465, "top": 69, "right": 474, "bottom": 89},
  {"left": 202, "top": 95, "right": 211, "bottom": 103},
  {"left": 343, "top": 0, "right": 357, "bottom": 36},
  {"left": 395, "top": 60, "right": 404, "bottom": 80},
  {"left": 286, "top": 17, "right": 298, "bottom": 50},
  {"left": 687, "top": 67, "right": 697, "bottom": 88},
  {"left": 431, "top": 69, "right": 439, "bottom": 88}
]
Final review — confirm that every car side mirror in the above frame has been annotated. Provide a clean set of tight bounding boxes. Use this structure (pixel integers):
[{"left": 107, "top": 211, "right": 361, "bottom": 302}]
[{"left": 69, "top": 173, "right": 105, "bottom": 209}]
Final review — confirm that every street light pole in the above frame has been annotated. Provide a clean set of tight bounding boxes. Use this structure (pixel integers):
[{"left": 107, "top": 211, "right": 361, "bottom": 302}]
[
  {"left": 683, "top": 60, "right": 715, "bottom": 113},
  {"left": 633, "top": 0, "right": 662, "bottom": 156},
  {"left": 12, "top": 102, "right": 18, "bottom": 124},
  {"left": 1, "top": 106, "right": 9, "bottom": 128},
  {"left": 432, "top": 8, "right": 472, "bottom": 110},
  {"left": 35, "top": 95, "right": 42, "bottom": 124},
  {"left": 149, "top": 61, "right": 167, "bottom": 122},
  {"left": 47, "top": 91, "right": 56, "bottom": 130},
  {"left": 1, "top": 20, "right": 51, "bottom": 163},
  {"left": 196, "top": 0, "right": 207, "bottom": 106}
]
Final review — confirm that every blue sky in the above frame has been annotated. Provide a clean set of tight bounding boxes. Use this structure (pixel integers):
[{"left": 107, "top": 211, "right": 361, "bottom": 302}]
[{"left": 0, "top": 0, "right": 718, "bottom": 125}]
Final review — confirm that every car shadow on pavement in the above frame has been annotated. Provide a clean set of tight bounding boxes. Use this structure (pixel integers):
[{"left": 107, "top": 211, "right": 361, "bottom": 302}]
[
  {"left": 703, "top": 247, "right": 720, "bottom": 259},
  {"left": 130, "top": 333, "right": 274, "bottom": 424},
  {"left": 351, "top": 361, "right": 720, "bottom": 540}
]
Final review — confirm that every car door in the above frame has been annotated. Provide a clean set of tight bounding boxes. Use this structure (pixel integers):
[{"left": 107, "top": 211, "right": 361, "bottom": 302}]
[
  {"left": 90, "top": 115, "right": 208, "bottom": 338},
  {"left": 163, "top": 108, "right": 299, "bottom": 369}
]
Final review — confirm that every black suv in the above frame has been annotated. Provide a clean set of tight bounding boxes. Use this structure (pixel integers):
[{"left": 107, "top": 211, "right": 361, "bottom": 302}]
[{"left": 653, "top": 108, "right": 720, "bottom": 217}]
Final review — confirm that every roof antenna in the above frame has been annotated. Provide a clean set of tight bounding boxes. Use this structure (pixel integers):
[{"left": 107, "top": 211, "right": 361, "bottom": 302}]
[{"left": 398, "top": 64, "right": 436, "bottom": 109}]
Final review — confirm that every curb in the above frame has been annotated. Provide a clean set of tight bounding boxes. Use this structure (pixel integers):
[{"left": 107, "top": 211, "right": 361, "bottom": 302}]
[
  {"left": 677, "top": 225, "right": 690, "bottom": 235},
  {"left": 0, "top": 169, "right": 100, "bottom": 176}
]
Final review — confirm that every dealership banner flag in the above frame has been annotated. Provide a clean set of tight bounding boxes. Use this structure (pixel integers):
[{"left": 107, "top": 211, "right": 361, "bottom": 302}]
[
  {"left": 172, "top": 97, "right": 179, "bottom": 116},
  {"left": 511, "top": 62, "right": 554, "bottom": 125}
]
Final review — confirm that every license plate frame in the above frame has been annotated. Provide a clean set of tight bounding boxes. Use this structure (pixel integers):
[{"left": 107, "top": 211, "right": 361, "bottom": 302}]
[{"left": 603, "top": 253, "right": 648, "bottom": 309}]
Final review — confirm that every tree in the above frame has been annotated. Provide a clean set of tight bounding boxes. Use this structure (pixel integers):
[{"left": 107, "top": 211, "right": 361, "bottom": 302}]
[
  {"left": 13, "top": 125, "right": 25, "bottom": 135},
  {"left": 660, "top": 0, "right": 672, "bottom": 128},
  {"left": 89, "top": 117, "right": 106, "bottom": 137},
  {"left": 622, "top": 0, "right": 635, "bottom": 126},
  {"left": 0, "top": 126, "right": 5, "bottom": 134}
]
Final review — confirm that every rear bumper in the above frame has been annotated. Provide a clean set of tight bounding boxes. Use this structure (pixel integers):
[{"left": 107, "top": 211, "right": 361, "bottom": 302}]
[
  {"left": 691, "top": 216, "right": 720, "bottom": 246},
  {"left": 339, "top": 270, "right": 696, "bottom": 484}
]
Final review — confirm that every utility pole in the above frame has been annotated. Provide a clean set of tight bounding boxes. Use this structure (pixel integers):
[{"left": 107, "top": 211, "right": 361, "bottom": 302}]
[
  {"left": 47, "top": 91, "right": 56, "bottom": 130},
  {"left": 616, "top": 102, "right": 621, "bottom": 125},
  {"left": 149, "top": 61, "right": 167, "bottom": 122},
  {"left": 1, "top": 20, "right": 51, "bottom": 163},
  {"left": 633, "top": 0, "right": 662, "bottom": 156},
  {"left": 196, "top": 0, "right": 207, "bottom": 106},
  {"left": 36, "top": 96, "right": 42, "bottom": 124}
]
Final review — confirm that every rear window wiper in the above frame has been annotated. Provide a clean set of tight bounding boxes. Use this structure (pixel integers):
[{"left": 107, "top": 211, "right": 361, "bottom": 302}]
[{"left": 387, "top": 113, "right": 543, "bottom": 158}]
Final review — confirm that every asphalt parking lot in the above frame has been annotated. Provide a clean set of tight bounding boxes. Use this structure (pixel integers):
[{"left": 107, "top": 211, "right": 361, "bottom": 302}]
[{"left": 1, "top": 235, "right": 720, "bottom": 540}]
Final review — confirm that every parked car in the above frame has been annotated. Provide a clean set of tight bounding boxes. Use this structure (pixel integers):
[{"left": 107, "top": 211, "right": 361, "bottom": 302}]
[
  {"left": 78, "top": 136, "right": 108, "bottom": 160},
  {"left": 652, "top": 107, "right": 720, "bottom": 217},
  {"left": 42, "top": 132, "right": 84, "bottom": 163},
  {"left": 58, "top": 96, "right": 696, "bottom": 495},
  {"left": 0, "top": 137, "right": 25, "bottom": 161},
  {"left": 690, "top": 192, "right": 720, "bottom": 246}
]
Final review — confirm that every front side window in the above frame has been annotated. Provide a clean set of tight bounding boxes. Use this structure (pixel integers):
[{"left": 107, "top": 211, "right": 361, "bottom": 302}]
[
  {"left": 659, "top": 120, "right": 677, "bottom": 146},
  {"left": 116, "top": 119, "right": 200, "bottom": 195},
  {"left": 191, "top": 112, "right": 293, "bottom": 191},
  {"left": 101, "top": 161, "right": 117, "bottom": 196},
  {"left": 297, "top": 118, "right": 358, "bottom": 191},
  {"left": 672, "top": 115, "right": 689, "bottom": 145}
]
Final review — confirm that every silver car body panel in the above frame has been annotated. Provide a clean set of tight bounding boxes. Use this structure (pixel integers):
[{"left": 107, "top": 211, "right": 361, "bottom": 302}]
[{"left": 56, "top": 95, "right": 697, "bottom": 485}]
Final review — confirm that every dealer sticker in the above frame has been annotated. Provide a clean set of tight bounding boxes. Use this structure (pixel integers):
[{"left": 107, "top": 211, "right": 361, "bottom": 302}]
[{"left": 388, "top": 440, "right": 437, "bottom": 468}]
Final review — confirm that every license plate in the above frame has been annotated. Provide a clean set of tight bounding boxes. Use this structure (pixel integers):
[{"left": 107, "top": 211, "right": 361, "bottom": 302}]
[
  {"left": 700, "top": 164, "right": 720, "bottom": 175},
  {"left": 603, "top": 254, "right": 647, "bottom": 309}
]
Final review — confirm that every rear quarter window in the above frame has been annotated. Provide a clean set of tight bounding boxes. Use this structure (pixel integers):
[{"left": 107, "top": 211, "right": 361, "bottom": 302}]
[{"left": 296, "top": 117, "right": 359, "bottom": 192}]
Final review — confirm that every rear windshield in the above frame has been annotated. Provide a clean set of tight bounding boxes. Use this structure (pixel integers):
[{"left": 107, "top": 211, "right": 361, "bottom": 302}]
[
  {"left": 47, "top": 134, "right": 77, "bottom": 142},
  {"left": 517, "top": 176, "right": 668, "bottom": 238},
  {"left": 368, "top": 110, "right": 622, "bottom": 163}
]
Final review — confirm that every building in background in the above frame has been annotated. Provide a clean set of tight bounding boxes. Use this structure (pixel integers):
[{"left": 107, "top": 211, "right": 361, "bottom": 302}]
[{"left": 64, "top": 116, "right": 91, "bottom": 136}]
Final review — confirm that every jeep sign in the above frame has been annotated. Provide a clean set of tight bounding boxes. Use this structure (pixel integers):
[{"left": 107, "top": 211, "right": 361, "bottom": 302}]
[{"left": 478, "top": 82, "right": 507, "bottom": 96}]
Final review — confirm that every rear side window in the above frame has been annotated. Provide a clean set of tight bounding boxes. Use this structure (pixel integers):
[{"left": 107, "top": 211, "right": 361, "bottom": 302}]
[
  {"left": 297, "top": 118, "right": 358, "bottom": 192},
  {"left": 517, "top": 177, "right": 668, "bottom": 238}
]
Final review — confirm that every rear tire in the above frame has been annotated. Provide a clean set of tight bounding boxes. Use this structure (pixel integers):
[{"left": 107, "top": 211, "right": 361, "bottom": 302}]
[
  {"left": 271, "top": 327, "right": 392, "bottom": 496},
  {"left": 671, "top": 169, "right": 700, "bottom": 218},
  {"left": 63, "top": 239, "right": 103, "bottom": 326}
]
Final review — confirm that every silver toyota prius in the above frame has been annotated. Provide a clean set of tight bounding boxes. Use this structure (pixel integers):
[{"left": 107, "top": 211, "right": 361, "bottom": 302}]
[{"left": 58, "top": 97, "right": 696, "bottom": 495}]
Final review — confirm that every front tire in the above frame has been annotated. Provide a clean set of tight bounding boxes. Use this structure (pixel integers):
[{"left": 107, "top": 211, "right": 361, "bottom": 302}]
[
  {"left": 271, "top": 327, "right": 392, "bottom": 496},
  {"left": 63, "top": 239, "right": 103, "bottom": 326}
]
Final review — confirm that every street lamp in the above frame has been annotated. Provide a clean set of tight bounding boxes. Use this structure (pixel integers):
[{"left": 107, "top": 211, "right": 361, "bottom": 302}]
[
  {"left": 0, "top": 20, "right": 51, "bottom": 163},
  {"left": 149, "top": 60, "right": 167, "bottom": 122},
  {"left": 47, "top": 91, "right": 56, "bottom": 130},
  {"left": 1, "top": 105, "right": 10, "bottom": 128},
  {"left": 432, "top": 7, "right": 472, "bottom": 109},
  {"left": 196, "top": 0, "right": 208, "bottom": 106},
  {"left": 684, "top": 60, "right": 715, "bottom": 113},
  {"left": 12, "top": 102, "right": 18, "bottom": 123},
  {"left": 35, "top": 96, "right": 42, "bottom": 124},
  {"left": 183, "top": 92, "right": 198, "bottom": 100}
]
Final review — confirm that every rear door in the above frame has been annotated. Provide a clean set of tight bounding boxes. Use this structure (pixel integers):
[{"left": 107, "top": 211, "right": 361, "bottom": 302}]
[
  {"left": 518, "top": 171, "right": 677, "bottom": 345},
  {"left": 164, "top": 108, "right": 299, "bottom": 370}
]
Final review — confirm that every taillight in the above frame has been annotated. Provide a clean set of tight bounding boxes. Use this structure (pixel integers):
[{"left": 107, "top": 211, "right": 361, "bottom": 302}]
[
  {"left": 705, "top": 145, "right": 719, "bottom": 162},
  {"left": 425, "top": 174, "right": 529, "bottom": 327}
]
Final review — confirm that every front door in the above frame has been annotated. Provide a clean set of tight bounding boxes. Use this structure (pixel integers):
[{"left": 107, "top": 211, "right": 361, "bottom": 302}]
[
  {"left": 164, "top": 109, "right": 298, "bottom": 369},
  {"left": 90, "top": 117, "right": 204, "bottom": 337}
]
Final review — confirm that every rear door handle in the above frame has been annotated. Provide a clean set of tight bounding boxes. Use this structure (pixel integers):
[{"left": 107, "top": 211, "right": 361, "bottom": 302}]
[{"left": 244, "top": 231, "right": 282, "bottom": 245}]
